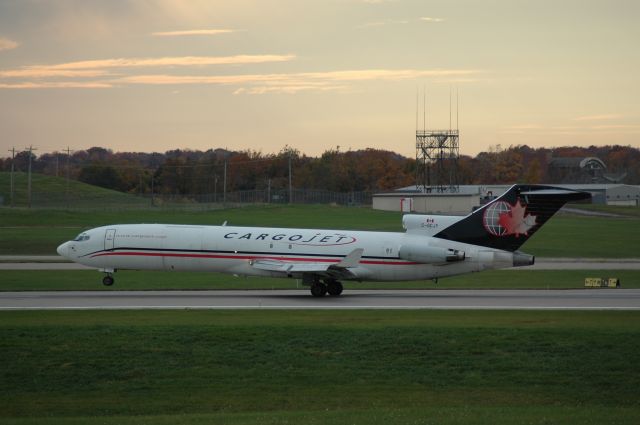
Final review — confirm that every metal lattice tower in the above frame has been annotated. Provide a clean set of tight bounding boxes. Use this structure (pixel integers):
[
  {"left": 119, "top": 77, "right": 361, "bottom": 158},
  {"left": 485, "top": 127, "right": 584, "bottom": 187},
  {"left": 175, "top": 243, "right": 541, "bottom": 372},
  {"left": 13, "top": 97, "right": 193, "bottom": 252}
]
[{"left": 415, "top": 129, "right": 460, "bottom": 193}]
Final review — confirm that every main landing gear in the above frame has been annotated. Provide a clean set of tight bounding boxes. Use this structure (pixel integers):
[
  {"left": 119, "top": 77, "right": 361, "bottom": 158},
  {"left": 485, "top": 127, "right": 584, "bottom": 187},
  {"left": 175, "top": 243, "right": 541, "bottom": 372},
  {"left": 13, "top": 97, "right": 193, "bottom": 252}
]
[
  {"left": 310, "top": 279, "right": 343, "bottom": 297},
  {"left": 101, "top": 269, "right": 115, "bottom": 286}
]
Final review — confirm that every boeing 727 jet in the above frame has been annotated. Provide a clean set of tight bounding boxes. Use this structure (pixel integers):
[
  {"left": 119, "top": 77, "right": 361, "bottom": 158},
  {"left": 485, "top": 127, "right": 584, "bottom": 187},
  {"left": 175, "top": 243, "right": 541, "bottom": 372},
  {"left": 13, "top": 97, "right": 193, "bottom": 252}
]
[{"left": 57, "top": 185, "right": 590, "bottom": 296}]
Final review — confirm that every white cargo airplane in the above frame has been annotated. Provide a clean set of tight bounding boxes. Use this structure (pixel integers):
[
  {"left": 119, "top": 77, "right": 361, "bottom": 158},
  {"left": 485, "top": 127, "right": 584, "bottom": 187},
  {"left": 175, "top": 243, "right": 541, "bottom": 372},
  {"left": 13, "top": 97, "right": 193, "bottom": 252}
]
[{"left": 57, "top": 185, "right": 590, "bottom": 296}]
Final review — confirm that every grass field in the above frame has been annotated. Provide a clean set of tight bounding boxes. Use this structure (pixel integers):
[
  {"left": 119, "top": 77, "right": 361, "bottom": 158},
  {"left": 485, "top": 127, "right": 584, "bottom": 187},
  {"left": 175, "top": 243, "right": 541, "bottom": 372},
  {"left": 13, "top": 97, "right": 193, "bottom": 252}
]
[
  {"left": 1, "top": 269, "right": 637, "bottom": 291},
  {"left": 0, "top": 204, "right": 403, "bottom": 255},
  {"left": 1, "top": 310, "right": 639, "bottom": 424},
  {"left": 2, "top": 203, "right": 640, "bottom": 258},
  {"left": 524, "top": 214, "right": 640, "bottom": 258},
  {"left": 1, "top": 174, "right": 639, "bottom": 257},
  {"left": 573, "top": 203, "right": 640, "bottom": 217}
]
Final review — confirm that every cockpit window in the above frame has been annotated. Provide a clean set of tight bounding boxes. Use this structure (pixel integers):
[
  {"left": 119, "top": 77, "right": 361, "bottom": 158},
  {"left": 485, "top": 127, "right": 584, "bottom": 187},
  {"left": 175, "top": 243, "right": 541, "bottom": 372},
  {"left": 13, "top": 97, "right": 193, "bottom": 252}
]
[{"left": 73, "top": 233, "right": 90, "bottom": 242}]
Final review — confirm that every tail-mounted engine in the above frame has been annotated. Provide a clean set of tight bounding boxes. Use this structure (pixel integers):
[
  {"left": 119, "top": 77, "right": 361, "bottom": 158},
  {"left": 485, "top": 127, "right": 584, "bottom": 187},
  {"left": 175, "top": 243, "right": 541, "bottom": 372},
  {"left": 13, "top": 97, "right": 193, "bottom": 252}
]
[{"left": 398, "top": 243, "right": 465, "bottom": 264}]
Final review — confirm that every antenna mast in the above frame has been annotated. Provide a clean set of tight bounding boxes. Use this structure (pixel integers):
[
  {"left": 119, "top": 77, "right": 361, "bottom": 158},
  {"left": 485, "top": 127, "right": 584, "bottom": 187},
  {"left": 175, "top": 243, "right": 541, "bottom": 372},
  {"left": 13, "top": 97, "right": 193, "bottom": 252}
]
[
  {"left": 415, "top": 89, "right": 460, "bottom": 193},
  {"left": 456, "top": 87, "right": 459, "bottom": 131}
]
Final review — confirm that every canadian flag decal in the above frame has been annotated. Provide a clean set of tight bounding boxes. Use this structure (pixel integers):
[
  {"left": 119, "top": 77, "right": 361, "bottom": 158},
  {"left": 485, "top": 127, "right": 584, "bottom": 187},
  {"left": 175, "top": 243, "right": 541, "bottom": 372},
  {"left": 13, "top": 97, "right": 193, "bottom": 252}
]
[{"left": 483, "top": 199, "right": 538, "bottom": 237}]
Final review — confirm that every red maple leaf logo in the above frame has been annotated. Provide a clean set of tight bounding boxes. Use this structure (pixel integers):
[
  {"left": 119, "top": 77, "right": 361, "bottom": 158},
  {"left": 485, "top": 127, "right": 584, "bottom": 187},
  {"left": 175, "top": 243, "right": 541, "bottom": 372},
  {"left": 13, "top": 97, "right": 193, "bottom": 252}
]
[{"left": 497, "top": 199, "right": 537, "bottom": 237}]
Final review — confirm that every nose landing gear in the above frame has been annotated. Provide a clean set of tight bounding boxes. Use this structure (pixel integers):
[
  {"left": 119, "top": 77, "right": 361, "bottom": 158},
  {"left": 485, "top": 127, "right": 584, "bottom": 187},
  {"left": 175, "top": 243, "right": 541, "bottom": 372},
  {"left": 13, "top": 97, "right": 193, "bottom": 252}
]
[{"left": 100, "top": 269, "right": 116, "bottom": 286}]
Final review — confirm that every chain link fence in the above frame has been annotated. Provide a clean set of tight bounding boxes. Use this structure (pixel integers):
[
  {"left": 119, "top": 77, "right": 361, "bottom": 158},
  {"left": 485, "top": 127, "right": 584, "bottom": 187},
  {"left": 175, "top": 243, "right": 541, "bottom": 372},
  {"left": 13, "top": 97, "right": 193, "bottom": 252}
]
[{"left": 0, "top": 171, "right": 373, "bottom": 210}]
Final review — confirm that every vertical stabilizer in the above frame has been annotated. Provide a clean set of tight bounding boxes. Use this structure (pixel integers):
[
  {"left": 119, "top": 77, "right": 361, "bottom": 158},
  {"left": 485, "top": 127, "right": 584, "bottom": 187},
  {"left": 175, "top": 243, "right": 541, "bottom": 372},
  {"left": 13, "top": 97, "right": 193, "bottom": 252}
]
[{"left": 434, "top": 185, "right": 591, "bottom": 251}]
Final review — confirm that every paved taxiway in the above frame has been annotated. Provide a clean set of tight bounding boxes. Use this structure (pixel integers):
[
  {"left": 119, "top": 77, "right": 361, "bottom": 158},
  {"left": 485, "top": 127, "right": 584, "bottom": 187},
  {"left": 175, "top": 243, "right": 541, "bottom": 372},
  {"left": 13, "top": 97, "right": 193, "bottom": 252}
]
[{"left": 1, "top": 289, "right": 638, "bottom": 310}]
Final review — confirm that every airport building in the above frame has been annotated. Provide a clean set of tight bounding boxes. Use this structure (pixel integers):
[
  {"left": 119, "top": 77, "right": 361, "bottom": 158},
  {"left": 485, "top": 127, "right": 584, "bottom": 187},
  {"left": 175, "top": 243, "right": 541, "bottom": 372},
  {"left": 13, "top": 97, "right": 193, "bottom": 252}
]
[{"left": 372, "top": 184, "right": 640, "bottom": 214}]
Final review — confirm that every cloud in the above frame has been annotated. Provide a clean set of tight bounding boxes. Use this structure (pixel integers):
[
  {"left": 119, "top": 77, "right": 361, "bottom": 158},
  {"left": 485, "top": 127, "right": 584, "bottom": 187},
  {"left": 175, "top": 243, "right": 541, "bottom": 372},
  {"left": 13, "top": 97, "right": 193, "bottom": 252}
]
[
  {"left": 0, "top": 55, "right": 296, "bottom": 79},
  {"left": 573, "top": 114, "right": 621, "bottom": 121},
  {"left": 0, "top": 81, "right": 111, "bottom": 89},
  {"left": 114, "top": 68, "right": 479, "bottom": 86},
  {"left": 591, "top": 124, "right": 639, "bottom": 130},
  {"left": 0, "top": 69, "right": 110, "bottom": 79},
  {"left": 500, "top": 123, "right": 640, "bottom": 136},
  {"left": 505, "top": 124, "right": 542, "bottom": 130},
  {"left": 357, "top": 20, "right": 409, "bottom": 29},
  {"left": 151, "top": 29, "right": 237, "bottom": 37},
  {"left": 358, "top": 16, "right": 445, "bottom": 29},
  {"left": 110, "top": 68, "right": 481, "bottom": 94},
  {"left": 43, "top": 54, "right": 296, "bottom": 70},
  {"left": 233, "top": 84, "right": 348, "bottom": 95},
  {"left": 420, "top": 17, "right": 445, "bottom": 23},
  {"left": 0, "top": 48, "right": 480, "bottom": 93},
  {"left": 0, "top": 37, "right": 18, "bottom": 51},
  {"left": 301, "top": 69, "right": 477, "bottom": 81}
]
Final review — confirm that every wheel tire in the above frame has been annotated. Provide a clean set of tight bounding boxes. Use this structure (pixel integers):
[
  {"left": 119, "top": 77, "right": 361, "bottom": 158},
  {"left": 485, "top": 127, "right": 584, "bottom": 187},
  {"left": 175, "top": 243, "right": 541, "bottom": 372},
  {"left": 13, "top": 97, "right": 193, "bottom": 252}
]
[
  {"left": 102, "top": 276, "right": 114, "bottom": 286},
  {"left": 327, "top": 281, "right": 343, "bottom": 296},
  {"left": 310, "top": 283, "right": 327, "bottom": 297}
]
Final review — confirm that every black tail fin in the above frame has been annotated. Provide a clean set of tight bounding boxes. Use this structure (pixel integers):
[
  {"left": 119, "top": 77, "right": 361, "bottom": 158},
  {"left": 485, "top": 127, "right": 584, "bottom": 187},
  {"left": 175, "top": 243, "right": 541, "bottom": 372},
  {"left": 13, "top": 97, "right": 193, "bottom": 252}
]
[{"left": 434, "top": 185, "right": 591, "bottom": 252}]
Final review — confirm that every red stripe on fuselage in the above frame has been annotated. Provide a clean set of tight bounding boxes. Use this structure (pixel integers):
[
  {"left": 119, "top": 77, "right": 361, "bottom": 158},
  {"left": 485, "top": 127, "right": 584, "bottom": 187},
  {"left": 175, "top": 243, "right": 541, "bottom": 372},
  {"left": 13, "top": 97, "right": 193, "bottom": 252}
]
[{"left": 90, "top": 251, "right": 419, "bottom": 266}]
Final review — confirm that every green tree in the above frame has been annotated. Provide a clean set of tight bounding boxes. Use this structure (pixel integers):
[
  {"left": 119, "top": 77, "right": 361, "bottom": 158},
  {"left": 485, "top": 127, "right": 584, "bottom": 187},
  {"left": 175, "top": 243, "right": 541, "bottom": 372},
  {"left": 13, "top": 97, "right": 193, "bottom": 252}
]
[{"left": 78, "top": 165, "right": 126, "bottom": 191}]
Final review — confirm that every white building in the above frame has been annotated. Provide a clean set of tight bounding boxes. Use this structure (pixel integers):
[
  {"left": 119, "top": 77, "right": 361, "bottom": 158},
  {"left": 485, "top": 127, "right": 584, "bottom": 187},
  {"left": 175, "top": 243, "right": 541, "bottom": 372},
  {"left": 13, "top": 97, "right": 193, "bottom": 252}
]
[{"left": 372, "top": 184, "right": 640, "bottom": 214}]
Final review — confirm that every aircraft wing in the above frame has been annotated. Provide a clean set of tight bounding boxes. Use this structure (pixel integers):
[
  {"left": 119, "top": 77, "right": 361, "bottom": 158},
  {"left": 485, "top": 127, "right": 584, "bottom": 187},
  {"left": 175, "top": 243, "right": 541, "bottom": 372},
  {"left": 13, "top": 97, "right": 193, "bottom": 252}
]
[{"left": 249, "top": 248, "right": 364, "bottom": 279}]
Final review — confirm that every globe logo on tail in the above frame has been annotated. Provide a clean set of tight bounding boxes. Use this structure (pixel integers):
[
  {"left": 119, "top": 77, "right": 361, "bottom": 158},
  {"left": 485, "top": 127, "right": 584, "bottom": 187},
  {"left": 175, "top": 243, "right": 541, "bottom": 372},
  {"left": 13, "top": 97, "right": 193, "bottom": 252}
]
[{"left": 483, "top": 199, "right": 537, "bottom": 237}]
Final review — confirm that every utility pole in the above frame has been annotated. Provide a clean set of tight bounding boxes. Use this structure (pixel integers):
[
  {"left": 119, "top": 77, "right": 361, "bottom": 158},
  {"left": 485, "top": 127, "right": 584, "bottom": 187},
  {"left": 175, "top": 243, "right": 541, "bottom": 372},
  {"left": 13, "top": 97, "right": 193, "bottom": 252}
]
[
  {"left": 223, "top": 157, "right": 227, "bottom": 205},
  {"left": 288, "top": 152, "right": 293, "bottom": 204},
  {"left": 25, "top": 145, "right": 37, "bottom": 208},
  {"left": 8, "top": 147, "right": 15, "bottom": 207},
  {"left": 214, "top": 174, "right": 218, "bottom": 203},
  {"left": 150, "top": 172, "right": 155, "bottom": 206},
  {"left": 64, "top": 147, "right": 72, "bottom": 208}
]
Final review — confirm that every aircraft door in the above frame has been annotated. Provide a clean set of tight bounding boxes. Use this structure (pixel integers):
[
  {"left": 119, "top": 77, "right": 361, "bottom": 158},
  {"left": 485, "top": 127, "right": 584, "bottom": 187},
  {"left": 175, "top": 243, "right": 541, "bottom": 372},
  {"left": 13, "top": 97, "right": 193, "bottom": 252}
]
[{"left": 104, "top": 229, "right": 116, "bottom": 251}]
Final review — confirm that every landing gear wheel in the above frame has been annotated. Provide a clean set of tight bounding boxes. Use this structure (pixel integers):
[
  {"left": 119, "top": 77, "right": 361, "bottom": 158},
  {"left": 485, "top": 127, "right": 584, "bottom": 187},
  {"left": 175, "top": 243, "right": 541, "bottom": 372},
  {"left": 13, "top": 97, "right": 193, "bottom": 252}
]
[
  {"left": 102, "top": 275, "right": 114, "bottom": 286},
  {"left": 326, "top": 280, "right": 343, "bottom": 296},
  {"left": 310, "top": 282, "right": 327, "bottom": 297}
]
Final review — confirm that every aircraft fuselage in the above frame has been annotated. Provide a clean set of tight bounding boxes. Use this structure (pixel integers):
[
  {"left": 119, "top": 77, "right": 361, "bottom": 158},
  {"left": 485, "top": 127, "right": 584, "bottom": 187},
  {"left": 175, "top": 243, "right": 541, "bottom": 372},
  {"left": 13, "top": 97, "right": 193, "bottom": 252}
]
[{"left": 57, "top": 223, "right": 516, "bottom": 282}]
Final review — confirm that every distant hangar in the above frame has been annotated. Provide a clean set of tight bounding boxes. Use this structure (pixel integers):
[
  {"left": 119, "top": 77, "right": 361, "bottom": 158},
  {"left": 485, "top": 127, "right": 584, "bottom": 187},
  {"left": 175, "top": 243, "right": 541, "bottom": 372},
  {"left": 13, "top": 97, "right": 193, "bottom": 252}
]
[{"left": 373, "top": 184, "right": 640, "bottom": 214}]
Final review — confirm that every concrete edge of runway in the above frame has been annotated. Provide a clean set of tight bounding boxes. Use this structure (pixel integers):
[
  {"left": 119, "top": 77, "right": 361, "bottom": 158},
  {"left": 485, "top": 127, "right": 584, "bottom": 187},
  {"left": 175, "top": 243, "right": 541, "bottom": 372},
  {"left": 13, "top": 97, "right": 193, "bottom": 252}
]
[
  {"left": 1, "top": 306, "right": 639, "bottom": 311},
  {"left": 2, "top": 289, "right": 639, "bottom": 311}
]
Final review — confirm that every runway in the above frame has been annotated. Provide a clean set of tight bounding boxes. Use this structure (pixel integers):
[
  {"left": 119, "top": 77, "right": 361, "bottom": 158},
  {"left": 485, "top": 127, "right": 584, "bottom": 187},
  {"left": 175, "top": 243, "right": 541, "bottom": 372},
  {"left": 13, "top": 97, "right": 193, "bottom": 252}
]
[{"left": 1, "top": 289, "right": 639, "bottom": 310}]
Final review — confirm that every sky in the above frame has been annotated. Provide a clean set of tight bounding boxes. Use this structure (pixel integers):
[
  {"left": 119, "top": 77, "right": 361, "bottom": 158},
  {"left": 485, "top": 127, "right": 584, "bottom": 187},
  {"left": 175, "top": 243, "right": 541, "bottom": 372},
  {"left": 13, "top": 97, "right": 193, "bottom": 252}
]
[{"left": 0, "top": 0, "right": 639, "bottom": 158}]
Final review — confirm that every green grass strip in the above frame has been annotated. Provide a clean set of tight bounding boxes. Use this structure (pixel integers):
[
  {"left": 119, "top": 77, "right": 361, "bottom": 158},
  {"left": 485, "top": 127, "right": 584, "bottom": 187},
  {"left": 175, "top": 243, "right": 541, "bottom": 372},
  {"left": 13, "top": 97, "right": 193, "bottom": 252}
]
[
  {"left": 1, "top": 269, "right": 637, "bottom": 291},
  {"left": 0, "top": 310, "right": 639, "bottom": 423}
]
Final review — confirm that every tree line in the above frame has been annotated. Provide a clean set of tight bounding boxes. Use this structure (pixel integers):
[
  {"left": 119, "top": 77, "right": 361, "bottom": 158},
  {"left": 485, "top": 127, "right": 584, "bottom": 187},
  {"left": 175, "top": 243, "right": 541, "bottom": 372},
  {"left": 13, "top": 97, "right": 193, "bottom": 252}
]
[{"left": 1, "top": 144, "right": 638, "bottom": 196}]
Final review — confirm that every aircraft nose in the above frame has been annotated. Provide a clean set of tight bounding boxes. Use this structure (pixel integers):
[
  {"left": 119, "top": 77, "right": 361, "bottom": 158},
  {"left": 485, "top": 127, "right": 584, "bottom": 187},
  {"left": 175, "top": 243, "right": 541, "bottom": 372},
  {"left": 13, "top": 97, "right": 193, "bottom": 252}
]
[{"left": 57, "top": 241, "right": 69, "bottom": 258}]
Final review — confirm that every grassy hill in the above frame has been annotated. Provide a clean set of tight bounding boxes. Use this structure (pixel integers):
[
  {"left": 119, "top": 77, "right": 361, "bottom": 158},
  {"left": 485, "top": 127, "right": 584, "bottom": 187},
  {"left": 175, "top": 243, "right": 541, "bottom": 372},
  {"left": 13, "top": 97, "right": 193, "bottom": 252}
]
[{"left": 0, "top": 171, "right": 149, "bottom": 209}]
